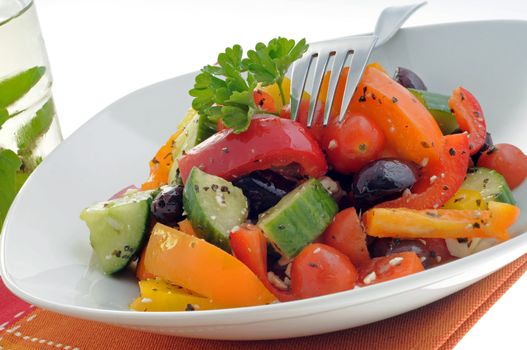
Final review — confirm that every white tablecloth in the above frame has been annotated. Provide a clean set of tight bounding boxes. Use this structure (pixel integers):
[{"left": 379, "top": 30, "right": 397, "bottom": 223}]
[{"left": 36, "top": 0, "right": 527, "bottom": 348}]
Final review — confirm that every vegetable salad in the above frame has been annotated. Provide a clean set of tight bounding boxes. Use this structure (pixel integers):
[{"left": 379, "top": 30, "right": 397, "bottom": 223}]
[{"left": 80, "top": 37, "right": 526, "bottom": 311}]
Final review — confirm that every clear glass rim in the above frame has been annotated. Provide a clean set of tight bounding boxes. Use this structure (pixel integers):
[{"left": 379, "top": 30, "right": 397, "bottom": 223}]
[{"left": 0, "top": 0, "right": 33, "bottom": 26}]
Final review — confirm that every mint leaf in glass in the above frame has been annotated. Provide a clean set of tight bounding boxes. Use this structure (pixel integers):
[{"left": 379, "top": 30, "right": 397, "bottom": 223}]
[
  {"left": 0, "top": 149, "right": 22, "bottom": 229},
  {"left": 16, "top": 98, "right": 55, "bottom": 152},
  {"left": 0, "top": 66, "right": 46, "bottom": 108},
  {"left": 0, "top": 107, "right": 8, "bottom": 128}
]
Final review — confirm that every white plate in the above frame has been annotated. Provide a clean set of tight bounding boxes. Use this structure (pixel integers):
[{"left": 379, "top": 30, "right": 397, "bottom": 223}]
[{"left": 2, "top": 20, "right": 527, "bottom": 340}]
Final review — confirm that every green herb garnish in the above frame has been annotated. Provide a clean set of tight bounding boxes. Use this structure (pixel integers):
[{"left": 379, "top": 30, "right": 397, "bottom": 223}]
[
  {"left": 190, "top": 38, "right": 308, "bottom": 133},
  {"left": 16, "top": 98, "right": 56, "bottom": 152},
  {"left": 0, "top": 66, "right": 45, "bottom": 108},
  {"left": 0, "top": 149, "right": 22, "bottom": 229}
]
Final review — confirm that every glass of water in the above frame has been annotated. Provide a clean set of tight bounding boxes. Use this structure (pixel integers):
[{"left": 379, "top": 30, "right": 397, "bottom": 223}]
[{"left": 0, "top": 0, "right": 62, "bottom": 229}]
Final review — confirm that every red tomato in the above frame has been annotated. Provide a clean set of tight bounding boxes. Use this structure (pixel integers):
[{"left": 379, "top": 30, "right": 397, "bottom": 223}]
[
  {"left": 230, "top": 225, "right": 295, "bottom": 302},
  {"left": 448, "top": 87, "right": 487, "bottom": 155},
  {"left": 422, "top": 239, "right": 456, "bottom": 266},
  {"left": 357, "top": 252, "right": 424, "bottom": 286},
  {"left": 322, "top": 207, "right": 370, "bottom": 267},
  {"left": 291, "top": 243, "right": 358, "bottom": 299},
  {"left": 322, "top": 112, "right": 385, "bottom": 174},
  {"left": 253, "top": 89, "right": 277, "bottom": 114},
  {"left": 478, "top": 143, "right": 527, "bottom": 189},
  {"left": 280, "top": 98, "right": 326, "bottom": 143},
  {"left": 178, "top": 116, "right": 327, "bottom": 183}
]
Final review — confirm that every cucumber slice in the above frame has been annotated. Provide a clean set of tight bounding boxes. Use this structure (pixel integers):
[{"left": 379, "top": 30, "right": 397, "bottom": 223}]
[
  {"left": 257, "top": 178, "right": 338, "bottom": 259},
  {"left": 409, "top": 89, "right": 459, "bottom": 135},
  {"left": 80, "top": 190, "right": 156, "bottom": 274},
  {"left": 461, "top": 167, "right": 516, "bottom": 205},
  {"left": 183, "top": 168, "right": 248, "bottom": 251},
  {"left": 168, "top": 110, "right": 216, "bottom": 184}
]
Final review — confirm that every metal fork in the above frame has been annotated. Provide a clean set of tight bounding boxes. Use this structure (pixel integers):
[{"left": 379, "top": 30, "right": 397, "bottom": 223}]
[{"left": 290, "top": 2, "right": 427, "bottom": 127}]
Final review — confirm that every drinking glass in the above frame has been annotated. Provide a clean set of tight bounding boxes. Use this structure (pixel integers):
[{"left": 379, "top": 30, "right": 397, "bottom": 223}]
[{"left": 0, "top": 0, "right": 62, "bottom": 229}]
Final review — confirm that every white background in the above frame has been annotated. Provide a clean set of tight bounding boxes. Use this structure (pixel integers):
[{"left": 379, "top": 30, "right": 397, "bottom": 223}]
[{"left": 34, "top": 0, "right": 526, "bottom": 348}]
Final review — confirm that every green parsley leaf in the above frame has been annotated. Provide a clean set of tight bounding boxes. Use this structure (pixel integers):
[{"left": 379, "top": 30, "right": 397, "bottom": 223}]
[
  {"left": 190, "top": 38, "right": 308, "bottom": 133},
  {"left": 0, "top": 149, "right": 22, "bottom": 230}
]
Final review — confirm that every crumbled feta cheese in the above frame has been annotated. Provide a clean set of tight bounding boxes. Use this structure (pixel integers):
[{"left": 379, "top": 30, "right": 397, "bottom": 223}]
[
  {"left": 363, "top": 271, "right": 377, "bottom": 285},
  {"left": 389, "top": 257, "right": 404, "bottom": 266},
  {"left": 267, "top": 271, "right": 288, "bottom": 290},
  {"left": 429, "top": 175, "right": 438, "bottom": 184}
]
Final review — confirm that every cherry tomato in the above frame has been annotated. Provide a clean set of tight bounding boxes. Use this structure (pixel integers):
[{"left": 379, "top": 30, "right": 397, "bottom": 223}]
[
  {"left": 322, "top": 112, "right": 385, "bottom": 174},
  {"left": 291, "top": 243, "right": 358, "bottom": 299},
  {"left": 322, "top": 207, "right": 370, "bottom": 267},
  {"left": 280, "top": 98, "right": 326, "bottom": 143},
  {"left": 421, "top": 239, "right": 456, "bottom": 266},
  {"left": 357, "top": 252, "right": 424, "bottom": 286},
  {"left": 477, "top": 143, "right": 527, "bottom": 189}
]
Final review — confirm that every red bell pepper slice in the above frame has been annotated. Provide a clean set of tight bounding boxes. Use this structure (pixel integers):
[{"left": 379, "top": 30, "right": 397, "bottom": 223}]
[
  {"left": 230, "top": 224, "right": 295, "bottom": 302},
  {"left": 377, "top": 133, "right": 470, "bottom": 209},
  {"left": 178, "top": 115, "right": 327, "bottom": 183},
  {"left": 448, "top": 87, "right": 487, "bottom": 155}
]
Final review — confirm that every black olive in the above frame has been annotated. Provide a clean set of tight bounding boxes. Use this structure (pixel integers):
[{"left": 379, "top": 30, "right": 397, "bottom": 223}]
[
  {"left": 351, "top": 158, "right": 418, "bottom": 210},
  {"left": 472, "top": 132, "right": 494, "bottom": 164},
  {"left": 150, "top": 185, "right": 185, "bottom": 227},
  {"left": 233, "top": 170, "right": 297, "bottom": 220},
  {"left": 393, "top": 67, "right": 427, "bottom": 90},
  {"left": 369, "top": 238, "right": 434, "bottom": 268}
]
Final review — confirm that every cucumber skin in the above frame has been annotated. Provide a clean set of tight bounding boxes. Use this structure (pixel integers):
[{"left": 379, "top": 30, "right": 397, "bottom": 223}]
[
  {"left": 257, "top": 178, "right": 338, "bottom": 259},
  {"left": 410, "top": 89, "right": 459, "bottom": 135},
  {"left": 183, "top": 168, "right": 248, "bottom": 252},
  {"left": 462, "top": 167, "right": 516, "bottom": 205},
  {"left": 168, "top": 111, "right": 216, "bottom": 184},
  {"left": 81, "top": 190, "right": 155, "bottom": 274}
]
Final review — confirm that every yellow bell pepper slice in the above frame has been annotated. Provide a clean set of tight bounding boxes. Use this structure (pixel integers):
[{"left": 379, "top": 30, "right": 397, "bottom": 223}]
[
  {"left": 443, "top": 189, "right": 487, "bottom": 210},
  {"left": 364, "top": 201, "right": 519, "bottom": 241},
  {"left": 130, "top": 279, "right": 225, "bottom": 312}
]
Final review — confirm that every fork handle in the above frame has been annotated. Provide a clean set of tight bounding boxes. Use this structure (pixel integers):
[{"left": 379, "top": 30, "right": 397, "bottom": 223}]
[{"left": 374, "top": 1, "right": 427, "bottom": 48}]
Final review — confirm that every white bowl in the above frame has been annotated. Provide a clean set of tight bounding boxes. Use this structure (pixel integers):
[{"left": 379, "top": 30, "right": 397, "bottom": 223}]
[{"left": 2, "top": 20, "right": 527, "bottom": 340}]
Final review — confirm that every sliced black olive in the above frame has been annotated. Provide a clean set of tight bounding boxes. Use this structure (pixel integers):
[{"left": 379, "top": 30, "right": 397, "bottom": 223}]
[
  {"left": 150, "top": 185, "right": 185, "bottom": 227},
  {"left": 351, "top": 158, "right": 418, "bottom": 210},
  {"left": 233, "top": 170, "right": 297, "bottom": 220},
  {"left": 394, "top": 67, "right": 427, "bottom": 90}
]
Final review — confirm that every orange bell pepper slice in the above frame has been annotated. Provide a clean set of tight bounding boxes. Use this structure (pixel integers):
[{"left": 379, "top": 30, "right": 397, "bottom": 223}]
[
  {"left": 142, "top": 223, "right": 277, "bottom": 308},
  {"left": 364, "top": 201, "right": 520, "bottom": 241},
  {"left": 349, "top": 65, "right": 443, "bottom": 166},
  {"left": 141, "top": 129, "right": 182, "bottom": 190}
]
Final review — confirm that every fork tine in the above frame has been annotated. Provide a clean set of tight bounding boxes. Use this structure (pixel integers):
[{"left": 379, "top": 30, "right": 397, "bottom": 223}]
[
  {"left": 322, "top": 50, "right": 348, "bottom": 126},
  {"left": 338, "top": 36, "right": 378, "bottom": 123},
  {"left": 290, "top": 54, "right": 314, "bottom": 122},
  {"left": 306, "top": 51, "right": 331, "bottom": 128}
]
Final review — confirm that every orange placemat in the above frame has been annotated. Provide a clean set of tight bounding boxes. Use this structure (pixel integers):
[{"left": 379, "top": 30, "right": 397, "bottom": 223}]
[{"left": 1, "top": 254, "right": 526, "bottom": 350}]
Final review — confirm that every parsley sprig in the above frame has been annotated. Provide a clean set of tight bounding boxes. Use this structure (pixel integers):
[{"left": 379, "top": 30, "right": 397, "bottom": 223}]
[{"left": 190, "top": 38, "right": 308, "bottom": 133}]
